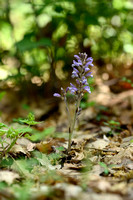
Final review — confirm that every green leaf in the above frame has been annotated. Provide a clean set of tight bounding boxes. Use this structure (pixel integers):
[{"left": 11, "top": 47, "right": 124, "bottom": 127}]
[
  {"left": 16, "top": 127, "right": 32, "bottom": 134},
  {"left": 6, "top": 127, "right": 19, "bottom": 139},
  {"left": 18, "top": 113, "right": 39, "bottom": 126},
  {"left": 0, "top": 129, "right": 7, "bottom": 136},
  {"left": 16, "top": 36, "right": 52, "bottom": 52},
  {"left": 0, "top": 123, "right": 7, "bottom": 129},
  {"left": 99, "top": 162, "right": 109, "bottom": 175},
  {"left": 28, "top": 127, "right": 55, "bottom": 141},
  {"left": 56, "top": 146, "right": 65, "bottom": 151},
  {"left": 108, "top": 120, "right": 120, "bottom": 126},
  {"left": 37, "top": 154, "right": 56, "bottom": 170},
  {"left": 28, "top": 112, "right": 35, "bottom": 121},
  {"left": 0, "top": 91, "right": 6, "bottom": 101}
]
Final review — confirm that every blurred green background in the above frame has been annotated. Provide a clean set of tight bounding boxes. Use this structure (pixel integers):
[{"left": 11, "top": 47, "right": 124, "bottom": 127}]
[{"left": 0, "top": 0, "right": 133, "bottom": 97}]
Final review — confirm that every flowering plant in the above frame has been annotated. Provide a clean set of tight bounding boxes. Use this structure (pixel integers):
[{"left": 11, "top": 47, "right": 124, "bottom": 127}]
[{"left": 54, "top": 53, "right": 94, "bottom": 152}]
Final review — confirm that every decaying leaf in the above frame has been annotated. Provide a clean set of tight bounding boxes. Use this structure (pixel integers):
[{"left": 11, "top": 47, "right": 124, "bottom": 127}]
[
  {"left": 105, "top": 147, "right": 133, "bottom": 165},
  {"left": 80, "top": 193, "right": 123, "bottom": 200},
  {"left": 36, "top": 138, "right": 65, "bottom": 154},
  {"left": 54, "top": 183, "right": 82, "bottom": 199},
  {"left": 10, "top": 144, "right": 27, "bottom": 154},
  {"left": 0, "top": 170, "right": 19, "bottom": 184},
  {"left": 86, "top": 138, "right": 109, "bottom": 149}
]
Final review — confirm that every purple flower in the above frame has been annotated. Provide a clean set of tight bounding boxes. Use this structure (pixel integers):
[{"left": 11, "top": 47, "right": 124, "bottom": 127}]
[
  {"left": 73, "top": 67, "right": 79, "bottom": 73},
  {"left": 85, "top": 61, "right": 92, "bottom": 67},
  {"left": 76, "top": 79, "right": 80, "bottom": 85},
  {"left": 74, "top": 55, "right": 80, "bottom": 60},
  {"left": 72, "top": 71, "right": 78, "bottom": 78},
  {"left": 86, "top": 57, "right": 93, "bottom": 62},
  {"left": 86, "top": 72, "right": 93, "bottom": 77},
  {"left": 68, "top": 83, "right": 78, "bottom": 94},
  {"left": 54, "top": 52, "right": 93, "bottom": 97},
  {"left": 70, "top": 83, "right": 77, "bottom": 89},
  {"left": 82, "top": 78, "right": 88, "bottom": 85},
  {"left": 83, "top": 86, "right": 91, "bottom": 93},
  {"left": 68, "top": 88, "right": 76, "bottom": 94},
  {"left": 72, "top": 60, "right": 82, "bottom": 67},
  {"left": 84, "top": 67, "right": 90, "bottom": 72},
  {"left": 53, "top": 93, "right": 61, "bottom": 97}
]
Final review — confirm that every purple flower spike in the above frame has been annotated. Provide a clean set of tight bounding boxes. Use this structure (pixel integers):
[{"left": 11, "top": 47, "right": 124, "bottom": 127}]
[
  {"left": 53, "top": 52, "right": 94, "bottom": 152},
  {"left": 53, "top": 93, "right": 61, "bottom": 97},
  {"left": 84, "top": 86, "right": 91, "bottom": 93}
]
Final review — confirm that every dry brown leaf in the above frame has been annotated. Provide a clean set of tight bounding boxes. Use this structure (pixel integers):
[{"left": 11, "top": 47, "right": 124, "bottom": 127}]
[
  {"left": 88, "top": 165, "right": 103, "bottom": 177},
  {"left": 26, "top": 142, "right": 36, "bottom": 152},
  {"left": 127, "top": 163, "right": 133, "bottom": 170},
  {"left": 36, "top": 138, "right": 65, "bottom": 153},
  {"left": 17, "top": 138, "right": 36, "bottom": 151},
  {"left": 10, "top": 138, "right": 36, "bottom": 154},
  {"left": 0, "top": 170, "right": 19, "bottom": 184},
  {"left": 86, "top": 138, "right": 109, "bottom": 149},
  {"left": 80, "top": 193, "right": 123, "bottom": 200},
  {"left": 10, "top": 144, "right": 27, "bottom": 154},
  {"left": 110, "top": 182, "right": 127, "bottom": 195},
  {"left": 89, "top": 179, "right": 111, "bottom": 192},
  {"left": 54, "top": 183, "right": 82, "bottom": 199},
  {"left": 104, "top": 89, "right": 133, "bottom": 106},
  {"left": 63, "top": 163, "right": 85, "bottom": 170},
  {"left": 71, "top": 151, "right": 85, "bottom": 163},
  {"left": 105, "top": 147, "right": 133, "bottom": 165}
]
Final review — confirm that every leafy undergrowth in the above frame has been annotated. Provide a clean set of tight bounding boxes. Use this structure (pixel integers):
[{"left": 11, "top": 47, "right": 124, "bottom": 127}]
[{"left": 0, "top": 90, "right": 133, "bottom": 200}]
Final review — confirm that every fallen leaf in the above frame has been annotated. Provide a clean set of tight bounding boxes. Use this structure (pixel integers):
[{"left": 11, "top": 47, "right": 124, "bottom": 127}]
[
  {"left": 110, "top": 182, "right": 127, "bottom": 195},
  {"left": 0, "top": 170, "right": 19, "bottom": 184},
  {"left": 36, "top": 138, "right": 65, "bottom": 154},
  {"left": 36, "top": 154, "right": 58, "bottom": 170},
  {"left": 10, "top": 144, "right": 27, "bottom": 154},
  {"left": 80, "top": 193, "right": 123, "bottom": 200},
  {"left": 54, "top": 183, "right": 82, "bottom": 199},
  {"left": 86, "top": 138, "right": 109, "bottom": 149},
  {"left": 105, "top": 147, "right": 133, "bottom": 165}
]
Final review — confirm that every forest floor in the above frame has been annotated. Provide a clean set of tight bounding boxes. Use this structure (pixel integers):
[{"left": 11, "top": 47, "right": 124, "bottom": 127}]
[{"left": 0, "top": 77, "right": 133, "bottom": 200}]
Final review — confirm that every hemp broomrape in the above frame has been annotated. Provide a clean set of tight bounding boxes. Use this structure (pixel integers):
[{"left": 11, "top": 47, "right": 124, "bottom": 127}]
[{"left": 54, "top": 53, "right": 94, "bottom": 152}]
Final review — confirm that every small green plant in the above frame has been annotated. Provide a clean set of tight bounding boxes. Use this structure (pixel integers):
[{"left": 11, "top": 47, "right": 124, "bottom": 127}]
[
  {"left": 48, "top": 146, "right": 65, "bottom": 165},
  {"left": 0, "top": 113, "right": 39, "bottom": 159},
  {"left": 16, "top": 112, "right": 39, "bottom": 126},
  {"left": 99, "top": 162, "right": 114, "bottom": 175},
  {"left": 103, "top": 120, "right": 121, "bottom": 136},
  {"left": 121, "top": 77, "right": 133, "bottom": 87}
]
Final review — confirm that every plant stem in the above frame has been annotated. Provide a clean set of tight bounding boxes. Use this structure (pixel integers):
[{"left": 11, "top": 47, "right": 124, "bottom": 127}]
[
  {"left": 64, "top": 96, "right": 73, "bottom": 152},
  {"left": 67, "top": 95, "right": 81, "bottom": 152},
  {"left": 5, "top": 137, "right": 18, "bottom": 156}
]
